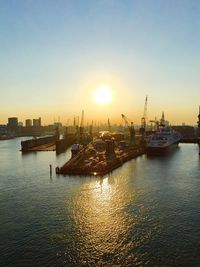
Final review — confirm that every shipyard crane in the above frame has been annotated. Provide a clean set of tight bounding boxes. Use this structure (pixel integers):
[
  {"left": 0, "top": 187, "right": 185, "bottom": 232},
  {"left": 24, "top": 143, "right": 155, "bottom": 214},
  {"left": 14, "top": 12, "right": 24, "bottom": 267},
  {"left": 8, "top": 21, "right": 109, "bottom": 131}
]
[
  {"left": 80, "top": 110, "right": 84, "bottom": 128},
  {"left": 73, "top": 116, "right": 80, "bottom": 135},
  {"left": 121, "top": 114, "right": 135, "bottom": 144},
  {"left": 79, "top": 110, "right": 84, "bottom": 143},
  {"left": 97, "top": 121, "right": 100, "bottom": 133},
  {"left": 73, "top": 116, "right": 76, "bottom": 127},
  {"left": 63, "top": 118, "right": 70, "bottom": 138},
  {"left": 108, "top": 118, "right": 111, "bottom": 132},
  {"left": 55, "top": 125, "right": 60, "bottom": 140},
  {"left": 140, "top": 96, "right": 148, "bottom": 136},
  {"left": 89, "top": 120, "right": 93, "bottom": 139}
]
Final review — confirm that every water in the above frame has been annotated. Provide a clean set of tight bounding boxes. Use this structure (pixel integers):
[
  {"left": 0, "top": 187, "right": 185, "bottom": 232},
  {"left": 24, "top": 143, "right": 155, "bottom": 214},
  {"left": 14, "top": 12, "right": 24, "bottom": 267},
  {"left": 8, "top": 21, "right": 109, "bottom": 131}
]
[{"left": 1, "top": 138, "right": 200, "bottom": 266}]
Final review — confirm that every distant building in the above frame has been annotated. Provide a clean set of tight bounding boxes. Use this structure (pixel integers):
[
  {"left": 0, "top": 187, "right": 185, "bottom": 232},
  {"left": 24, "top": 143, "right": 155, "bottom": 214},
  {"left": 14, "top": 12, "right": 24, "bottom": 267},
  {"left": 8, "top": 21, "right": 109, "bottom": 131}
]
[
  {"left": 54, "top": 122, "right": 62, "bottom": 128},
  {"left": 33, "top": 119, "right": 37, "bottom": 127},
  {"left": 7, "top": 117, "right": 18, "bottom": 135},
  {"left": 0, "top": 125, "right": 7, "bottom": 134},
  {"left": 33, "top": 117, "right": 41, "bottom": 127},
  {"left": 7, "top": 117, "right": 18, "bottom": 128},
  {"left": 25, "top": 119, "right": 32, "bottom": 127}
]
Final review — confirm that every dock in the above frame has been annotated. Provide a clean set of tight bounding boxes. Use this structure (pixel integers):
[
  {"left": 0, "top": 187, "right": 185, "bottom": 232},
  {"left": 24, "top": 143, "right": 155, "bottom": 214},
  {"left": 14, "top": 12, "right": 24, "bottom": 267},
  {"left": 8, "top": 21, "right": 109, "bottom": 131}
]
[
  {"left": 56, "top": 142, "right": 146, "bottom": 176},
  {"left": 25, "top": 142, "right": 56, "bottom": 151},
  {"left": 21, "top": 133, "right": 76, "bottom": 153},
  {"left": 21, "top": 135, "right": 57, "bottom": 152}
]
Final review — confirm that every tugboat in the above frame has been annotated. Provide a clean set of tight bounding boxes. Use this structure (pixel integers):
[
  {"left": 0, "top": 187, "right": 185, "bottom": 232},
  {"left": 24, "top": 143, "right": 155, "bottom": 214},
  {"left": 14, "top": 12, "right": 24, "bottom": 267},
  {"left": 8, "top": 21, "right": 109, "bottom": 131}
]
[{"left": 146, "top": 112, "right": 181, "bottom": 155}]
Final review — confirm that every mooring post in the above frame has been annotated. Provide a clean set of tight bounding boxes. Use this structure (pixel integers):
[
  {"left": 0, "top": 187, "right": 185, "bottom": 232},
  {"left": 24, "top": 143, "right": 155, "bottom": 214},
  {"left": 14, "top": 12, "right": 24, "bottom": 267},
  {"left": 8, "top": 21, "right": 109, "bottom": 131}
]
[
  {"left": 49, "top": 164, "right": 52, "bottom": 176},
  {"left": 55, "top": 166, "right": 60, "bottom": 174}
]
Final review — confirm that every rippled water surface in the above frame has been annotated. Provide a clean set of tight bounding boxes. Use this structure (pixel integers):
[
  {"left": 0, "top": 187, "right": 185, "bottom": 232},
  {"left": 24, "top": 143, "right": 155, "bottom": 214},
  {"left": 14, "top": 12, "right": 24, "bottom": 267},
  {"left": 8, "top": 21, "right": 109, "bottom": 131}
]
[{"left": 1, "top": 138, "right": 200, "bottom": 266}]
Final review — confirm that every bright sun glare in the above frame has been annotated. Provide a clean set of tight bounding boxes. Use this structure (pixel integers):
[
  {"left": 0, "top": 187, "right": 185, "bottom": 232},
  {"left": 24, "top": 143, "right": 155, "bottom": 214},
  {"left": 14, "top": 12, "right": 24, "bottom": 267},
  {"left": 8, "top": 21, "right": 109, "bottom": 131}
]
[{"left": 94, "top": 85, "right": 112, "bottom": 104}]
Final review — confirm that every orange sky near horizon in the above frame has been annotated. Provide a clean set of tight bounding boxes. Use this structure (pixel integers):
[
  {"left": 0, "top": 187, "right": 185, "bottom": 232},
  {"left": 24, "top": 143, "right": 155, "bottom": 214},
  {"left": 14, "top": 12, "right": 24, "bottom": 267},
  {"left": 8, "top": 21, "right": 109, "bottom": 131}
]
[
  {"left": 1, "top": 89, "right": 199, "bottom": 126},
  {"left": 1, "top": 1, "right": 200, "bottom": 126}
]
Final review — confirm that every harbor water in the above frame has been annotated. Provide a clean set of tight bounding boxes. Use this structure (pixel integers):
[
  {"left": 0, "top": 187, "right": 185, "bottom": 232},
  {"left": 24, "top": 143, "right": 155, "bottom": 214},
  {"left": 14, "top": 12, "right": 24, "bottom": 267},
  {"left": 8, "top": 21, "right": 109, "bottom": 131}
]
[{"left": 1, "top": 138, "right": 200, "bottom": 266}]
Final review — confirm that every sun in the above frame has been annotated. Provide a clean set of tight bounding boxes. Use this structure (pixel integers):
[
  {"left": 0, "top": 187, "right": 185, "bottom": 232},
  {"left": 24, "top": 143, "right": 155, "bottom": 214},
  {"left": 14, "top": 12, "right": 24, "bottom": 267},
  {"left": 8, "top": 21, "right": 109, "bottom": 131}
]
[{"left": 94, "top": 85, "right": 112, "bottom": 104}]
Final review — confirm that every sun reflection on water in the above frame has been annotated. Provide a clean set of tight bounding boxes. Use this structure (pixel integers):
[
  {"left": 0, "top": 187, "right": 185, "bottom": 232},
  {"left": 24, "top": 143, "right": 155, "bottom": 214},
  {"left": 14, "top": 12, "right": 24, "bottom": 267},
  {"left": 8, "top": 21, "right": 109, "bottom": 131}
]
[{"left": 63, "top": 170, "right": 147, "bottom": 265}]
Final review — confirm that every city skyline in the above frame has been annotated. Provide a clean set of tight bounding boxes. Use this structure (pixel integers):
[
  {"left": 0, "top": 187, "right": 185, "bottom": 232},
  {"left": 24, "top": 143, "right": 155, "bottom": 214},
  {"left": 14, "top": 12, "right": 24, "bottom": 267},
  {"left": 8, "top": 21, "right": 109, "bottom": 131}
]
[{"left": 1, "top": 0, "right": 200, "bottom": 125}]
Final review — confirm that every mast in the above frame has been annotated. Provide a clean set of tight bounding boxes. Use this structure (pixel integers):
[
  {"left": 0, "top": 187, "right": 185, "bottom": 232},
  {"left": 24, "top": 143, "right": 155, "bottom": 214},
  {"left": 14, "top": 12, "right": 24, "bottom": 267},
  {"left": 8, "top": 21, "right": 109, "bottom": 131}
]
[{"left": 160, "top": 112, "right": 165, "bottom": 127}]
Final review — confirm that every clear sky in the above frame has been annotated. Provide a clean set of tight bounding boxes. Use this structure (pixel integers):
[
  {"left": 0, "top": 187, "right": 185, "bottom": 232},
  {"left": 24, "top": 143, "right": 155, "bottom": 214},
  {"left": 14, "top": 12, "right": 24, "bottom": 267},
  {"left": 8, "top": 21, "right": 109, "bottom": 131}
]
[{"left": 0, "top": 0, "right": 200, "bottom": 125}]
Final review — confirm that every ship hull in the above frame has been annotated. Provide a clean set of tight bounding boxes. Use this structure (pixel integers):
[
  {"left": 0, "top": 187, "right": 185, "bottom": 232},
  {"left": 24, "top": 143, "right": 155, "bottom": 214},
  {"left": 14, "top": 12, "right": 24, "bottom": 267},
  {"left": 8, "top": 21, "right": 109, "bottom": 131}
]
[{"left": 146, "top": 141, "right": 179, "bottom": 155}]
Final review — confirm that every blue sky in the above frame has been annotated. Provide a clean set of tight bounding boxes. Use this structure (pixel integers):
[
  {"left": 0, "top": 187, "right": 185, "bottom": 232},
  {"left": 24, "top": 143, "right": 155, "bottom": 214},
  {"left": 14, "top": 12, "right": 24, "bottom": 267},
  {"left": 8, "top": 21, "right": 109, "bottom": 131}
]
[{"left": 0, "top": 0, "right": 200, "bottom": 125}]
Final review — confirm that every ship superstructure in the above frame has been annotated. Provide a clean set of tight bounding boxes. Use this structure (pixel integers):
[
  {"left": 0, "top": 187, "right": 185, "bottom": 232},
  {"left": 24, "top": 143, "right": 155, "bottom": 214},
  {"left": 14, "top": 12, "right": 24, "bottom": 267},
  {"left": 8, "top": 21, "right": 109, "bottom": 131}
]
[{"left": 146, "top": 113, "right": 181, "bottom": 154}]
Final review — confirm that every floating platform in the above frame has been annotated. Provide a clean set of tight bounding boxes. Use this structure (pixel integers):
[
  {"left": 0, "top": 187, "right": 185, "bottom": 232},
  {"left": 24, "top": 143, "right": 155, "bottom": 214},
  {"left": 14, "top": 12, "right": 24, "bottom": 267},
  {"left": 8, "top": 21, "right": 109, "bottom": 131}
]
[
  {"left": 21, "top": 134, "right": 76, "bottom": 153},
  {"left": 21, "top": 135, "right": 57, "bottom": 152},
  {"left": 25, "top": 142, "right": 56, "bottom": 151},
  {"left": 56, "top": 144, "right": 146, "bottom": 176}
]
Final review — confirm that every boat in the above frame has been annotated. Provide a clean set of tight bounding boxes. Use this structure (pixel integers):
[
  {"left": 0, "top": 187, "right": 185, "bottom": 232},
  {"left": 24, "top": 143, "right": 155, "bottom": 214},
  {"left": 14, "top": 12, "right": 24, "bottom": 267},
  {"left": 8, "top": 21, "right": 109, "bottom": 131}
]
[
  {"left": 146, "top": 126, "right": 181, "bottom": 155},
  {"left": 146, "top": 112, "right": 182, "bottom": 155}
]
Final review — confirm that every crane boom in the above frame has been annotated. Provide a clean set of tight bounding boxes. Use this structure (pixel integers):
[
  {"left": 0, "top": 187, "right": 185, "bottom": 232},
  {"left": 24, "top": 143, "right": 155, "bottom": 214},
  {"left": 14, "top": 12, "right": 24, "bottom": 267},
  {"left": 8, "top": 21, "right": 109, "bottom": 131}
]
[
  {"left": 121, "top": 114, "right": 135, "bottom": 144},
  {"left": 121, "top": 114, "right": 130, "bottom": 127}
]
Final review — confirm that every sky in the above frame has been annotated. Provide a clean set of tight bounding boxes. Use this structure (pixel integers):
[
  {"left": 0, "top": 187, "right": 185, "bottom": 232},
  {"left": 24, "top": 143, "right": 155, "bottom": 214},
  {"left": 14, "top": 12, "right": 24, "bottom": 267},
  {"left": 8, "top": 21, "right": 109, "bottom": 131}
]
[{"left": 0, "top": 0, "right": 200, "bottom": 125}]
